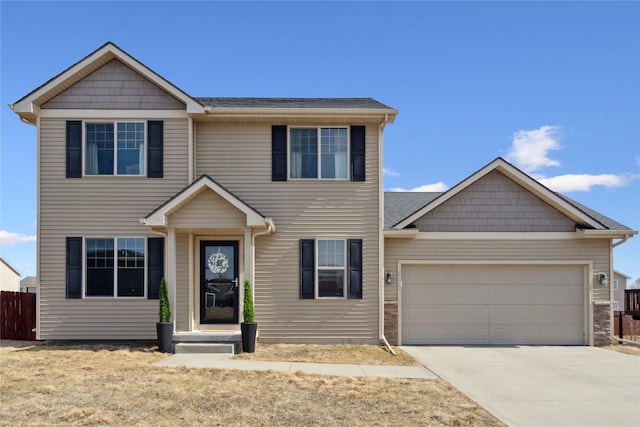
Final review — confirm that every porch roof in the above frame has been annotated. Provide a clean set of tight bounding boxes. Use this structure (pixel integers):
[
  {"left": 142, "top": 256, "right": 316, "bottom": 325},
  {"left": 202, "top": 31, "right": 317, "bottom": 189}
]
[{"left": 142, "top": 175, "right": 269, "bottom": 228}]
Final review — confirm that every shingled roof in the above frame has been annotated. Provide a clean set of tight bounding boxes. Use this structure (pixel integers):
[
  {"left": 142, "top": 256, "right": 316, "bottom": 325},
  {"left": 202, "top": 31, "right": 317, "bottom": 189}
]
[{"left": 194, "top": 97, "right": 394, "bottom": 109}]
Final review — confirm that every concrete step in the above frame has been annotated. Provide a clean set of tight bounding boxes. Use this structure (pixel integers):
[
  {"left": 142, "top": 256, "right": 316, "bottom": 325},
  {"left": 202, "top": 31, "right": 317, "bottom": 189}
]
[{"left": 174, "top": 342, "right": 235, "bottom": 354}]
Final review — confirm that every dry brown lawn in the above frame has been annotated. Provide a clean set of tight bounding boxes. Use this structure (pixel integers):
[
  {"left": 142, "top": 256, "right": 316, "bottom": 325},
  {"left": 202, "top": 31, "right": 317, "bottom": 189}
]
[
  {"left": 0, "top": 341, "right": 504, "bottom": 426},
  {"left": 601, "top": 342, "right": 640, "bottom": 356},
  {"left": 234, "top": 343, "right": 420, "bottom": 365}
]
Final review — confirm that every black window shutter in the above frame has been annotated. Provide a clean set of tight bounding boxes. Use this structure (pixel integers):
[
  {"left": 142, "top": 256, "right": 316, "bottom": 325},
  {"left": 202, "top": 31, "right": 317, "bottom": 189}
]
[
  {"left": 350, "top": 126, "right": 366, "bottom": 182},
  {"left": 272, "top": 125, "right": 287, "bottom": 181},
  {"left": 300, "top": 239, "right": 315, "bottom": 299},
  {"left": 147, "top": 121, "right": 163, "bottom": 178},
  {"left": 347, "top": 239, "right": 363, "bottom": 299},
  {"left": 147, "top": 237, "right": 164, "bottom": 299},
  {"left": 66, "top": 237, "right": 82, "bottom": 298},
  {"left": 66, "top": 121, "right": 82, "bottom": 178}
]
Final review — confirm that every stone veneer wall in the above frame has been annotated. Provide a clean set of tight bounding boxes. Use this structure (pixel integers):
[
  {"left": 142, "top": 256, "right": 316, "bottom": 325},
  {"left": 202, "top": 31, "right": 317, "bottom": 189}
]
[
  {"left": 593, "top": 303, "right": 612, "bottom": 346},
  {"left": 384, "top": 303, "right": 398, "bottom": 345}
]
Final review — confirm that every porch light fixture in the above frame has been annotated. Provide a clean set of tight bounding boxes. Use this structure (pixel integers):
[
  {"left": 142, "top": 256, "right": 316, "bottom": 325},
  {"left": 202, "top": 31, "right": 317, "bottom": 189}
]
[
  {"left": 386, "top": 271, "right": 393, "bottom": 284},
  {"left": 598, "top": 272, "right": 609, "bottom": 286}
]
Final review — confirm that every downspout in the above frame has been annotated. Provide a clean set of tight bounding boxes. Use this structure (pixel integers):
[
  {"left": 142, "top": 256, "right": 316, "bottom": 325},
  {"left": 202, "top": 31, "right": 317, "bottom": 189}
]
[
  {"left": 378, "top": 113, "right": 395, "bottom": 355},
  {"left": 612, "top": 234, "right": 630, "bottom": 248},
  {"left": 250, "top": 219, "right": 276, "bottom": 306}
]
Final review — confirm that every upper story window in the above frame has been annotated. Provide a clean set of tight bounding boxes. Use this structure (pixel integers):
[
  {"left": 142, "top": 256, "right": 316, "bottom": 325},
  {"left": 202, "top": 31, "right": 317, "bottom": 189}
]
[
  {"left": 613, "top": 279, "right": 619, "bottom": 290},
  {"left": 85, "top": 122, "right": 145, "bottom": 175},
  {"left": 290, "top": 127, "right": 348, "bottom": 179}
]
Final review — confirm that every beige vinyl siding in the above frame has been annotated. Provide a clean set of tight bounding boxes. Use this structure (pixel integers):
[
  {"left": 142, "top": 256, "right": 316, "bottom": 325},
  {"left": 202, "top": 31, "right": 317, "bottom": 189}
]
[
  {"left": 384, "top": 238, "right": 610, "bottom": 302},
  {"left": 195, "top": 123, "right": 380, "bottom": 343},
  {"left": 38, "top": 117, "right": 189, "bottom": 339},
  {"left": 414, "top": 171, "right": 576, "bottom": 232},
  {"left": 42, "top": 60, "right": 185, "bottom": 110},
  {"left": 169, "top": 190, "right": 246, "bottom": 229},
  {"left": 175, "top": 234, "right": 190, "bottom": 330}
]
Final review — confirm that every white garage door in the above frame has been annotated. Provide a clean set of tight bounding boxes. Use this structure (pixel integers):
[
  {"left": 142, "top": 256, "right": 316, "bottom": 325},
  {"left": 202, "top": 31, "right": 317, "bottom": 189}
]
[{"left": 401, "top": 265, "right": 585, "bottom": 345}]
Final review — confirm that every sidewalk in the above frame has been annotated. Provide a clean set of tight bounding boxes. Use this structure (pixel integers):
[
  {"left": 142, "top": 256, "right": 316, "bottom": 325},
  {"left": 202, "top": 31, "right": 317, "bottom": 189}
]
[{"left": 155, "top": 354, "right": 437, "bottom": 379}]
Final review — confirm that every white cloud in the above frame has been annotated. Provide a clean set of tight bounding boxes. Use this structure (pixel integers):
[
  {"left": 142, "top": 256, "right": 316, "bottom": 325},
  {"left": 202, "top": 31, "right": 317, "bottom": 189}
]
[
  {"left": 507, "top": 125, "right": 562, "bottom": 173},
  {"left": 0, "top": 230, "right": 37, "bottom": 246},
  {"left": 538, "top": 173, "right": 638, "bottom": 192},
  {"left": 383, "top": 168, "right": 400, "bottom": 177},
  {"left": 389, "top": 182, "right": 449, "bottom": 192}
]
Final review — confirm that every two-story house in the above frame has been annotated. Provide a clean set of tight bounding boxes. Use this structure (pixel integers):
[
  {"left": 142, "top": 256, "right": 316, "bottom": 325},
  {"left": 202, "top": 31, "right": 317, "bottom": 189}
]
[{"left": 10, "top": 42, "right": 636, "bottom": 348}]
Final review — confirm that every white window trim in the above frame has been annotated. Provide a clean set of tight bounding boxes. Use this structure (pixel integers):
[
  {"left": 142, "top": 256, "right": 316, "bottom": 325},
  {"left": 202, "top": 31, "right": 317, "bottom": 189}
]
[
  {"left": 288, "top": 126, "right": 350, "bottom": 181},
  {"left": 83, "top": 236, "right": 147, "bottom": 299},
  {"left": 612, "top": 301, "right": 619, "bottom": 310},
  {"left": 315, "top": 238, "right": 347, "bottom": 299},
  {"left": 83, "top": 120, "right": 147, "bottom": 177},
  {"left": 613, "top": 279, "right": 619, "bottom": 290}
]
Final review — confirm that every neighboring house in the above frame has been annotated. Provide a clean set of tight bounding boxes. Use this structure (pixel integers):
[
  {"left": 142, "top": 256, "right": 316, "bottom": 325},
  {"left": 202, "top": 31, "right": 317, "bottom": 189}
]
[
  {"left": 20, "top": 276, "right": 37, "bottom": 294},
  {"left": 612, "top": 271, "right": 630, "bottom": 312},
  {"left": 0, "top": 258, "right": 22, "bottom": 292},
  {"left": 9, "top": 42, "right": 637, "bottom": 347}
]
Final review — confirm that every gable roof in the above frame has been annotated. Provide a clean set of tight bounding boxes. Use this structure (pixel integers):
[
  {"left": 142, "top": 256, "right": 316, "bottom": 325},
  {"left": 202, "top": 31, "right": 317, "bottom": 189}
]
[
  {"left": 0, "top": 257, "right": 22, "bottom": 277},
  {"left": 9, "top": 42, "right": 204, "bottom": 123},
  {"left": 386, "top": 157, "right": 636, "bottom": 235},
  {"left": 10, "top": 42, "right": 398, "bottom": 125},
  {"left": 384, "top": 192, "right": 440, "bottom": 229},
  {"left": 143, "top": 175, "right": 269, "bottom": 228}
]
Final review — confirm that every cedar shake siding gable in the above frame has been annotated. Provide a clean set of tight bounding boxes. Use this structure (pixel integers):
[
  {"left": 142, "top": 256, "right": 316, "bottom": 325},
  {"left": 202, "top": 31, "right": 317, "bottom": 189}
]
[
  {"left": 413, "top": 170, "right": 577, "bottom": 232},
  {"left": 43, "top": 59, "right": 185, "bottom": 110}
]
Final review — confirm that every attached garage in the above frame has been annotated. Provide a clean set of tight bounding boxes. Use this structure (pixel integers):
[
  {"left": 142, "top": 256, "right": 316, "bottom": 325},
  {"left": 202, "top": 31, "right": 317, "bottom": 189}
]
[{"left": 401, "top": 264, "right": 586, "bottom": 345}]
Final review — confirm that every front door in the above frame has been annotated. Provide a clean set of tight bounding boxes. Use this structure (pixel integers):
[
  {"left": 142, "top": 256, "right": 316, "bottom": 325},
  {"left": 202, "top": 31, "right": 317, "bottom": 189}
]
[{"left": 200, "top": 241, "right": 239, "bottom": 324}]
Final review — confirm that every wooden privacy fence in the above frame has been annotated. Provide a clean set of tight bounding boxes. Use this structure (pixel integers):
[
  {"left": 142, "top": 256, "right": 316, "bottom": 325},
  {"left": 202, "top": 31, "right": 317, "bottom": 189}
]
[{"left": 1, "top": 291, "right": 36, "bottom": 340}]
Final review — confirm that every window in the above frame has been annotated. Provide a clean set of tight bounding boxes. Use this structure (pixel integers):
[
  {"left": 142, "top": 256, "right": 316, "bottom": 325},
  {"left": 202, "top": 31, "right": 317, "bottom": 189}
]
[
  {"left": 317, "top": 239, "right": 346, "bottom": 298},
  {"left": 613, "top": 279, "right": 619, "bottom": 290},
  {"left": 613, "top": 301, "right": 619, "bottom": 310},
  {"left": 85, "top": 122, "right": 145, "bottom": 175},
  {"left": 290, "top": 127, "right": 348, "bottom": 179},
  {"left": 299, "top": 238, "right": 362, "bottom": 300},
  {"left": 86, "top": 238, "right": 145, "bottom": 297}
]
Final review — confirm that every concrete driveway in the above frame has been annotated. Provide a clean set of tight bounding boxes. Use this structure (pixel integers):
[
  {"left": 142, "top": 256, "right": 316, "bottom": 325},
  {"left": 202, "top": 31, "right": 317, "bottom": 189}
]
[{"left": 402, "top": 346, "right": 640, "bottom": 427}]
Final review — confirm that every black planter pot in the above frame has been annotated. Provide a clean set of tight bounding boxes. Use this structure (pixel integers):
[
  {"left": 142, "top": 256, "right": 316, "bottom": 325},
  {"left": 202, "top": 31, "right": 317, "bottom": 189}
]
[
  {"left": 241, "top": 322, "right": 257, "bottom": 353},
  {"left": 156, "top": 322, "right": 173, "bottom": 353}
]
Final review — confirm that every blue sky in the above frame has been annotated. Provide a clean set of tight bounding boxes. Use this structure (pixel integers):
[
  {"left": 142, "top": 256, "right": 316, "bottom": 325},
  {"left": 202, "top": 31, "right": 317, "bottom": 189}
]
[{"left": 1, "top": 1, "right": 639, "bottom": 282}]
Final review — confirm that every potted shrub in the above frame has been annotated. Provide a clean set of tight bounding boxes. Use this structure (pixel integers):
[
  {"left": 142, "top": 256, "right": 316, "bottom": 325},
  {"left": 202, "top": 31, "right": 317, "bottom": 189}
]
[
  {"left": 241, "top": 279, "right": 257, "bottom": 353},
  {"left": 156, "top": 278, "right": 173, "bottom": 353}
]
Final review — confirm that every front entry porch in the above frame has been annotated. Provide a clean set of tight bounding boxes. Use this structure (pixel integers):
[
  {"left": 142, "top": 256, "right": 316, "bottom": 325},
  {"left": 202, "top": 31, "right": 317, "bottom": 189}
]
[{"left": 142, "top": 175, "right": 275, "bottom": 351}]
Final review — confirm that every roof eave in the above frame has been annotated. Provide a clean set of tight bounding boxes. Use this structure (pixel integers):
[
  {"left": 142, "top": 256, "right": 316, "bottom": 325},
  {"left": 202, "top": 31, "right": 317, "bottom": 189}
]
[
  {"left": 577, "top": 229, "right": 638, "bottom": 239},
  {"left": 11, "top": 42, "right": 204, "bottom": 118},
  {"left": 196, "top": 107, "right": 398, "bottom": 122},
  {"left": 393, "top": 158, "right": 605, "bottom": 230}
]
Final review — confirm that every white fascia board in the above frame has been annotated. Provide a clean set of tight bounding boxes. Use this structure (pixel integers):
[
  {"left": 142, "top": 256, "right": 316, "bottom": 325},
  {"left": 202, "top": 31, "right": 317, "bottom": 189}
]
[
  {"left": 383, "top": 229, "right": 419, "bottom": 239},
  {"left": 202, "top": 108, "right": 398, "bottom": 122},
  {"left": 40, "top": 109, "right": 188, "bottom": 119},
  {"left": 143, "top": 176, "right": 266, "bottom": 228},
  {"left": 12, "top": 43, "right": 203, "bottom": 116},
  {"left": 577, "top": 229, "right": 638, "bottom": 239},
  {"left": 393, "top": 158, "right": 604, "bottom": 230}
]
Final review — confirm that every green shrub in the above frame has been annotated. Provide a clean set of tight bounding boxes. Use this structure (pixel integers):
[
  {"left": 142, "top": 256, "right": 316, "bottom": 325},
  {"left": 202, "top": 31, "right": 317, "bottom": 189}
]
[
  {"left": 159, "top": 278, "right": 171, "bottom": 323},
  {"left": 243, "top": 280, "right": 255, "bottom": 323}
]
